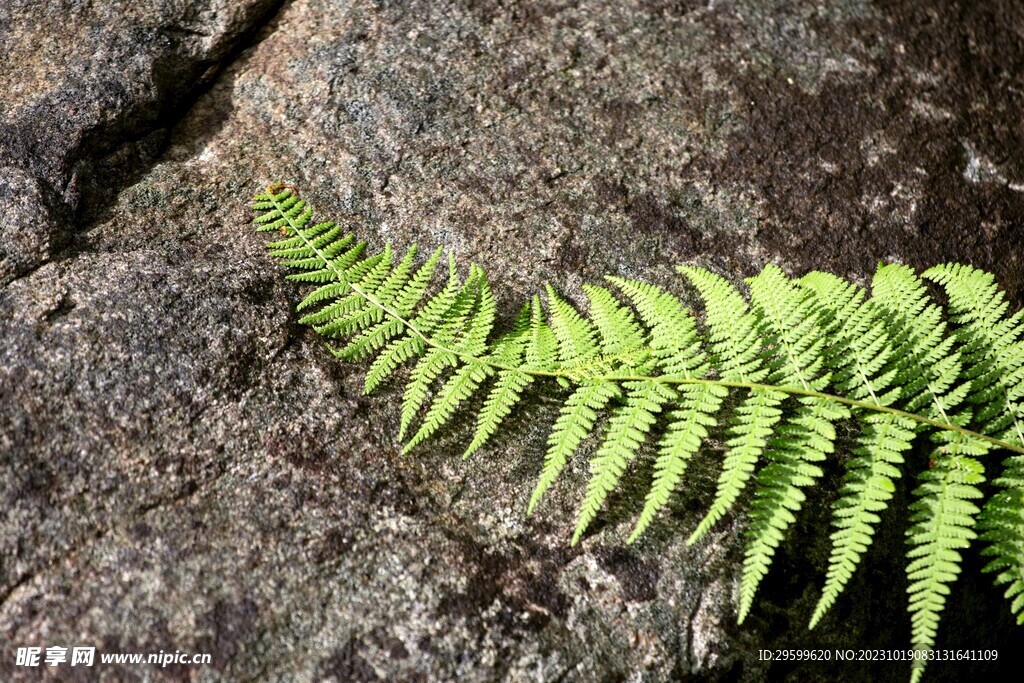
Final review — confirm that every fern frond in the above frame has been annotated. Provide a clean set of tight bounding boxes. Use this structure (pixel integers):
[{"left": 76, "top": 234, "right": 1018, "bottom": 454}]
[
  {"left": 252, "top": 185, "right": 1024, "bottom": 682},
  {"left": 582, "top": 284, "right": 646, "bottom": 359},
  {"left": 607, "top": 277, "right": 701, "bottom": 376},
  {"left": 362, "top": 255, "right": 460, "bottom": 393},
  {"left": 814, "top": 411, "right": 916, "bottom": 628},
  {"left": 630, "top": 382, "right": 726, "bottom": 542},
  {"left": 401, "top": 274, "right": 497, "bottom": 452},
  {"left": 749, "top": 266, "right": 828, "bottom": 388},
  {"left": 399, "top": 348, "right": 459, "bottom": 441},
  {"left": 297, "top": 281, "right": 350, "bottom": 312},
  {"left": 607, "top": 277, "right": 725, "bottom": 540},
  {"left": 678, "top": 266, "right": 769, "bottom": 382},
  {"left": 739, "top": 395, "right": 850, "bottom": 621},
  {"left": 392, "top": 269, "right": 485, "bottom": 440},
  {"left": 364, "top": 335, "right": 425, "bottom": 394},
  {"left": 312, "top": 251, "right": 391, "bottom": 337},
  {"left": 404, "top": 361, "right": 492, "bottom": 453},
  {"left": 330, "top": 246, "right": 420, "bottom": 360},
  {"left": 269, "top": 227, "right": 347, "bottom": 259},
  {"left": 923, "top": 263, "right": 1024, "bottom": 437},
  {"left": 331, "top": 319, "right": 405, "bottom": 362},
  {"left": 394, "top": 246, "right": 445, "bottom": 316},
  {"left": 463, "top": 369, "right": 533, "bottom": 459},
  {"left": 871, "top": 263, "right": 968, "bottom": 419},
  {"left": 525, "top": 295, "right": 559, "bottom": 371},
  {"left": 458, "top": 271, "right": 496, "bottom": 357},
  {"left": 979, "top": 460, "right": 1024, "bottom": 624},
  {"left": 871, "top": 263, "right": 987, "bottom": 678},
  {"left": 298, "top": 292, "right": 364, "bottom": 327}
]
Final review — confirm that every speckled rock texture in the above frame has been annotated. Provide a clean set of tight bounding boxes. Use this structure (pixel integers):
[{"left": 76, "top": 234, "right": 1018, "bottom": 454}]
[
  {"left": 0, "top": 0, "right": 283, "bottom": 285},
  {"left": 2, "top": 1, "right": 1023, "bottom": 681}
]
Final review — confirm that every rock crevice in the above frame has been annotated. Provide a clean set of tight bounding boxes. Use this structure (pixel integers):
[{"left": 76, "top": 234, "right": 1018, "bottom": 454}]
[{"left": 0, "top": 0, "right": 288, "bottom": 286}]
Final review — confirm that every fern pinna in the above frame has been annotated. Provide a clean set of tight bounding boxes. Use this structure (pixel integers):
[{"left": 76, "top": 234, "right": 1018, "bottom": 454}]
[{"left": 252, "top": 185, "right": 1024, "bottom": 682}]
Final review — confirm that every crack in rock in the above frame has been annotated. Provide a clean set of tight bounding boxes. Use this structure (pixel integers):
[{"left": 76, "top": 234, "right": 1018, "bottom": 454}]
[{"left": 0, "top": 0, "right": 288, "bottom": 287}]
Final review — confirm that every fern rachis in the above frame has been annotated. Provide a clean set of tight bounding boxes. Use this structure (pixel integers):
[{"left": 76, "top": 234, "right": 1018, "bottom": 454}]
[{"left": 251, "top": 184, "right": 1024, "bottom": 681}]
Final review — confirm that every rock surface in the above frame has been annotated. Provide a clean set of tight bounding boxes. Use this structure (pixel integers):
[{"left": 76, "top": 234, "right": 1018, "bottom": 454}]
[
  {"left": 0, "top": 0, "right": 283, "bottom": 285},
  {"left": 2, "top": 0, "right": 1023, "bottom": 681}
]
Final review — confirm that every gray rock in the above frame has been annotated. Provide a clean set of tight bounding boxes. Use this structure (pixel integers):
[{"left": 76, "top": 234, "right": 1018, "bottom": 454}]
[
  {"left": 2, "top": 0, "right": 1023, "bottom": 681},
  {"left": 0, "top": 168, "right": 69, "bottom": 285},
  {"left": 0, "top": 0, "right": 282, "bottom": 284}
]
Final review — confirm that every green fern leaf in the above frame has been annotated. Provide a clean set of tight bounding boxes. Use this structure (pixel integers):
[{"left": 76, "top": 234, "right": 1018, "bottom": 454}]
[
  {"left": 630, "top": 382, "right": 726, "bottom": 542},
  {"left": 678, "top": 266, "right": 786, "bottom": 545},
  {"left": 362, "top": 255, "right": 460, "bottom": 393},
  {"left": 463, "top": 369, "right": 534, "bottom": 459},
  {"left": 608, "top": 277, "right": 725, "bottom": 540},
  {"left": 252, "top": 185, "right": 1024, "bottom": 682},
  {"left": 800, "top": 271, "right": 915, "bottom": 628},
  {"left": 545, "top": 285, "right": 600, "bottom": 366},
  {"left": 607, "top": 277, "right": 699, "bottom": 376},
  {"left": 398, "top": 269, "right": 493, "bottom": 444},
  {"left": 393, "top": 246, "right": 444, "bottom": 316},
  {"left": 736, "top": 266, "right": 848, "bottom": 622},
  {"left": 331, "top": 244, "right": 422, "bottom": 360},
  {"left": 458, "top": 272, "right": 497, "bottom": 357},
  {"left": 872, "top": 263, "right": 968, "bottom": 418},
  {"left": 923, "top": 263, "right": 1024, "bottom": 626},
  {"left": 573, "top": 380, "right": 677, "bottom": 545},
  {"left": 399, "top": 348, "right": 459, "bottom": 440},
  {"left": 525, "top": 295, "right": 559, "bottom": 371},
  {"left": 463, "top": 304, "right": 534, "bottom": 459},
  {"left": 872, "top": 263, "right": 984, "bottom": 678},
  {"left": 980, "top": 463, "right": 1024, "bottom": 625},
  {"left": 528, "top": 380, "right": 620, "bottom": 516},
  {"left": 364, "top": 335, "right": 426, "bottom": 394},
  {"left": 405, "top": 361, "right": 492, "bottom": 453},
  {"left": 905, "top": 439, "right": 987, "bottom": 683},
  {"left": 582, "top": 284, "right": 645, "bottom": 358},
  {"left": 297, "top": 281, "right": 349, "bottom": 312}
]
